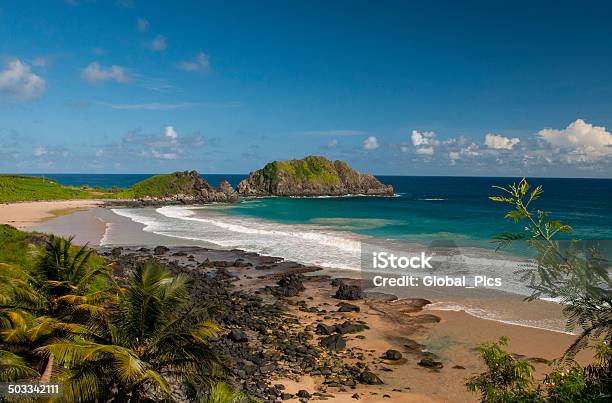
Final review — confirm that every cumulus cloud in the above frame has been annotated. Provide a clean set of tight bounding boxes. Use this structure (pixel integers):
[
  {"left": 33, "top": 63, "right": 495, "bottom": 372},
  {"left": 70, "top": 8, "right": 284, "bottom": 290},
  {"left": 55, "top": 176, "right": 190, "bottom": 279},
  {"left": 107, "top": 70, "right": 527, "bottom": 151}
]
[
  {"left": 0, "top": 59, "right": 45, "bottom": 99},
  {"left": 460, "top": 143, "right": 480, "bottom": 157},
  {"left": 411, "top": 130, "right": 439, "bottom": 154},
  {"left": 538, "top": 119, "right": 612, "bottom": 161},
  {"left": 149, "top": 35, "right": 167, "bottom": 52},
  {"left": 137, "top": 17, "right": 149, "bottom": 32},
  {"left": 164, "top": 125, "right": 178, "bottom": 140},
  {"left": 81, "top": 62, "right": 129, "bottom": 83},
  {"left": 362, "top": 136, "right": 379, "bottom": 150},
  {"left": 177, "top": 52, "right": 210, "bottom": 73},
  {"left": 485, "top": 133, "right": 520, "bottom": 150}
]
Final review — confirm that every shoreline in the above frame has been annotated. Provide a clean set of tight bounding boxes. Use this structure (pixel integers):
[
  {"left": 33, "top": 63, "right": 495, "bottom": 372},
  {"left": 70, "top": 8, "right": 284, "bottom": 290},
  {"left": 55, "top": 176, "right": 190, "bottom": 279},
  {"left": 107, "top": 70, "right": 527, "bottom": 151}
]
[
  {"left": 0, "top": 200, "right": 105, "bottom": 230},
  {"left": 18, "top": 202, "right": 595, "bottom": 400}
]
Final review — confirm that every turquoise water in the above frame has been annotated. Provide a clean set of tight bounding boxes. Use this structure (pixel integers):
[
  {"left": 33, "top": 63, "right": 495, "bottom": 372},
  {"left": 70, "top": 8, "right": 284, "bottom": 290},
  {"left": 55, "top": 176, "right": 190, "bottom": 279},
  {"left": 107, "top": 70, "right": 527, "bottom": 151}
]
[{"left": 226, "top": 176, "right": 612, "bottom": 242}]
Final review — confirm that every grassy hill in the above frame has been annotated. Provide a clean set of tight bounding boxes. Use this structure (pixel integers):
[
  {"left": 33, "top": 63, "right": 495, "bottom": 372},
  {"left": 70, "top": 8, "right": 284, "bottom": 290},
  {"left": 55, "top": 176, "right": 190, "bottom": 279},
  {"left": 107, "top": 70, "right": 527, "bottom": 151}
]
[
  {"left": 114, "top": 172, "right": 199, "bottom": 199},
  {"left": 0, "top": 175, "right": 114, "bottom": 203}
]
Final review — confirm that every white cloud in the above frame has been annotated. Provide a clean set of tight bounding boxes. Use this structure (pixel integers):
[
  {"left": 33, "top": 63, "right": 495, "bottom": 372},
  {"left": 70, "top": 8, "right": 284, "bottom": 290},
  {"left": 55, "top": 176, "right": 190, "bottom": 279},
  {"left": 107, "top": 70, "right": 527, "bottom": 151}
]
[
  {"left": 485, "top": 133, "right": 520, "bottom": 150},
  {"left": 327, "top": 139, "right": 338, "bottom": 148},
  {"left": 362, "top": 136, "right": 379, "bottom": 150},
  {"left": 149, "top": 35, "right": 167, "bottom": 52},
  {"left": 460, "top": 143, "right": 480, "bottom": 157},
  {"left": 449, "top": 151, "right": 460, "bottom": 160},
  {"left": 177, "top": 52, "right": 210, "bottom": 72},
  {"left": 411, "top": 130, "right": 439, "bottom": 147},
  {"left": 411, "top": 130, "right": 439, "bottom": 155},
  {"left": 152, "top": 150, "right": 177, "bottom": 160},
  {"left": 137, "top": 17, "right": 149, "bottom": 33},
  {"left": 164, "top": 125, "right": 178, "bottom": 140},
  {"left": 0, "top": 59, "right": 45, "bottom": 99},
  {"left": 81, "top": 62, "right": 129, "bottom": 83},
  {"left": 538, "top": 119, "right": 612, "bottom": 161},
  {"left": 415, "top": 147, "right": 434, "bottom": 155},
  {"left": 33, "top": 146, "right": 47, "bottom": 156}
]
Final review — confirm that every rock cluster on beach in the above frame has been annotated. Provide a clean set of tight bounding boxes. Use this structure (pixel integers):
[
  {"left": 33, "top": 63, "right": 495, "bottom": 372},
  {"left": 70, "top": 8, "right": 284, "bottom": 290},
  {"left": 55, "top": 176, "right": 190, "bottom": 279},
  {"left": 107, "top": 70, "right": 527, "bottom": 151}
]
[
  {"left": 102, "top": 245, "right": 449, "bottom": 402},
  {"left": 236, "top": 156, "right": 394, "bottom": 197}
]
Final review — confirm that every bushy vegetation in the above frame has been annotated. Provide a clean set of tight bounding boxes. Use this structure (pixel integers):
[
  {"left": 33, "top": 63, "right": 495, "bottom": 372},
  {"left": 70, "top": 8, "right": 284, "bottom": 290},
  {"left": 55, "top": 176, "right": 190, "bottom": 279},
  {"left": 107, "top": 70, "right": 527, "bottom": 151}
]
[
  {"left": 0, "top": 175, "right": 109, "bottom": 202},
  {"left": 466, "top": 178, "right": 612, "bottom": 402},
  {"left": 115, "top": 172, "right": 199, "bottom": 199},
  {"left": 261, "top": 156, "right": 343, "bottom": 186},
  {"left": 0, "top": 225, "right": 243, "bottom": 401}
]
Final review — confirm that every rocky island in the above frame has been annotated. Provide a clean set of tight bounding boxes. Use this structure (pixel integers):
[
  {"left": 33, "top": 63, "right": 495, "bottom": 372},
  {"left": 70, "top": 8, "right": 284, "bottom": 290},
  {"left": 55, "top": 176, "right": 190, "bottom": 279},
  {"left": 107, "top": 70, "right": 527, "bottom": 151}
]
[{"left": 237, "top": 156, "right": 394, "bottom": 197}]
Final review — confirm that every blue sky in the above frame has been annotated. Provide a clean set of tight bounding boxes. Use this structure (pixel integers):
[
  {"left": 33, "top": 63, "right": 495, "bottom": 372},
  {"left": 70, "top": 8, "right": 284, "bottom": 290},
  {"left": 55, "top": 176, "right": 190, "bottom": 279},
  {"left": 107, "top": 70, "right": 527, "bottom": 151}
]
[{"left": 1, "top": 0, "right": 612, "bottom": 177}]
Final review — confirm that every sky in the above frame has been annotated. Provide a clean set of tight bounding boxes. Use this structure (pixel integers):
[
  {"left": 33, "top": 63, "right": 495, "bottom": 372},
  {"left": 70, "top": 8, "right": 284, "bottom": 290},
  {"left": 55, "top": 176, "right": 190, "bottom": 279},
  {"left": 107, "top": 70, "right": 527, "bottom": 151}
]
[{"left": 1, "top": 0, "right": 612, "bottom": 177}]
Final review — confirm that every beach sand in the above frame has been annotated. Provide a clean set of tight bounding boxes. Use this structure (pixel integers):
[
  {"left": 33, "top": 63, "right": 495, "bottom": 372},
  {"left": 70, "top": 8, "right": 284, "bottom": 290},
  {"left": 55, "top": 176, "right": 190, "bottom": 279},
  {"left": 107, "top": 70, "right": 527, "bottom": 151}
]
[
  {"left": 19, "top": 205, "right": 597, "bottom": 402},
  {"left": 0, "top": 200, "right": 104, "bottom": 230}
]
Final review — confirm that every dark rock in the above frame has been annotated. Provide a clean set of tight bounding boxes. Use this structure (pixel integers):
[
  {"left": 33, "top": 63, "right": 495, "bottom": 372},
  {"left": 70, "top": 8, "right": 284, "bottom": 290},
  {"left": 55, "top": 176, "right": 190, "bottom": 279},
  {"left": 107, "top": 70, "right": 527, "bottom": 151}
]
[
  {"left": 153, "top": 245, "right": 170, "bottom": 255},
  {"left": 331, "top": 278, "right": 345, "bottom": 287},
  {"left": 334, "top": 284, "right": 362, "bottom": 300},
  {"left": 316, "top": 323, "right": 337, "bottom": 335},
  {"left": 418, "top": 357, "right": 443, "bottom": 369},
  {"left": 452, "top": 365, "right": 466, "bottom": 369},
  {"left": 319, "top": 334, "right": 346, "bottom": 351},
  {"left": 274, "top": 274, "right": 305, "bottom": 297},
  {"left": 337, "top": 302, "right": 360, "bottom": 312},
  {"left": 351, "top": 393, "right": 360, "bottom": 400},
  {"left": 384, "top": 350, "right": 403, "bottom": 360},
  {"left": 403, "top": 338, "right": 424, "bottom": 352},
  {"left": 359, "top": 371, "right": 383, "bottom": 385},
  {"left": 228, "top": 329, "right": 249, "bottom": 343},
  {"left": 336, "top": 321, "right": 368, "bottom": 334},
  {"left": 110, "top": 247, "right": 123, "bottom": 257},
  {"left": 281, "top": 393, "right": 293, "bottom": 400},
  {"left": 296, "top": 390, "right": 311, "bottom": 398}
]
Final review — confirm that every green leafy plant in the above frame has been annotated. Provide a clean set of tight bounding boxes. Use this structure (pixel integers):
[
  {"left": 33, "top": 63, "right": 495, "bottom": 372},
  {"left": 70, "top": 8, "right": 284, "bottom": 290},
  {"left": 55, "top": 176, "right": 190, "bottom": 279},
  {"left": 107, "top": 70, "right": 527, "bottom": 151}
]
[{"left": 490, "top": 178, "right": 612, "bottom": 358}]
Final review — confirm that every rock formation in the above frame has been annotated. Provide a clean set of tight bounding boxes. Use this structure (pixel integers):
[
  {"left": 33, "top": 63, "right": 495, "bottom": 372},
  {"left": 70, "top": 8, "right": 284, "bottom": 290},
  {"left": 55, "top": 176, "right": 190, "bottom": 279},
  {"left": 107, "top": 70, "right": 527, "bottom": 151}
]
[{"left": 237, "top": 156, "right": 394, "bottom": 197}]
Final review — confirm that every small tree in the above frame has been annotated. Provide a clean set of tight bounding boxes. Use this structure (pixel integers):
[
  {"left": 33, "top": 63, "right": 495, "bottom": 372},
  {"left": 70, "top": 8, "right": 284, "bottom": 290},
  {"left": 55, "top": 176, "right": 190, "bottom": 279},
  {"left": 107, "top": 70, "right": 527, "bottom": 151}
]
[{"left": 489, "top": 178, "right": 612, "bottom": 359}]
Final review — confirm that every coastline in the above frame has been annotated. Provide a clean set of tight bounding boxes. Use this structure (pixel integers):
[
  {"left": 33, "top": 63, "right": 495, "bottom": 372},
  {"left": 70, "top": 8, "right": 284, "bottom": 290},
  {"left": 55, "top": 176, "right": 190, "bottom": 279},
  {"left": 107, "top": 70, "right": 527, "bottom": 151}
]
[
  {"left": 0, "top": 200, "right": 104, "bottom": 230},
  {"left": 20, "top": 202, "right": 595, "bottom": 401}
]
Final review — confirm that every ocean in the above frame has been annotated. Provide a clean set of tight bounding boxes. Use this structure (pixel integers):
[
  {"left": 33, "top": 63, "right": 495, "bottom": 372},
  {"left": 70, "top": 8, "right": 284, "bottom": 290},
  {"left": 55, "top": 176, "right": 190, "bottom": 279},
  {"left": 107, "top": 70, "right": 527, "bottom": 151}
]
[{"left": 33, "top": 173, "right": 612, "bottom": 333}]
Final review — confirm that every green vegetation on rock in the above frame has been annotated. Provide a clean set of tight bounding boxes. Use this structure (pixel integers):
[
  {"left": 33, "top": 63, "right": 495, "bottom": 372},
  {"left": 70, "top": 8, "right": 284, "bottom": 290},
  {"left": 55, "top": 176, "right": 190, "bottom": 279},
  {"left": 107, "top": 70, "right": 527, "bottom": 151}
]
[{"left": 115, "top": 172, "right": 197, "bottom": 199}]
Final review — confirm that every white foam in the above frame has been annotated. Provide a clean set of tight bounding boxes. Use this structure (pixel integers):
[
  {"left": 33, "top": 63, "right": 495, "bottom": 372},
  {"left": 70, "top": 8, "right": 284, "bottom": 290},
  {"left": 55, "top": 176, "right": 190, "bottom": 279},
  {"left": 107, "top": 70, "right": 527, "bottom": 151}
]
[{"left": 111, "top": 206, "right": 365, "bottom": 270}]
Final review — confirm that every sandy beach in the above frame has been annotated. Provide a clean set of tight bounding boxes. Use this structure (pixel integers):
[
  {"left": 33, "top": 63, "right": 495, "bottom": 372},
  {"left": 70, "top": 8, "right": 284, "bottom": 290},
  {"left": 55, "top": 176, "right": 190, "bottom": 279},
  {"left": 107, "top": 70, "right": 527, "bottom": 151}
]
[
  {"left": 14, "top": 205, "right": 595, "bottom": 402},
  {"left": 0, "top": 200, "right": 104, "bottom": 230}
]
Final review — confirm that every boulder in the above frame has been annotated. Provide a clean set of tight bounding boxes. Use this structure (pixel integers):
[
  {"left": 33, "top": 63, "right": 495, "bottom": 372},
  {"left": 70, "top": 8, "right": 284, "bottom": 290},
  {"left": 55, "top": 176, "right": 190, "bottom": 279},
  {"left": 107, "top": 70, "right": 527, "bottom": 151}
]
[
  {"left": 337, "top": 302, "right": 360, "bottom": 312},
  {"left": 384, "top": 350, "right": 403, "bottom": 360},
  {"left": 319, "top": 334, "right": 346, "bottom": 351},
  {"left": 359, "top": 371, "right": 383, "bottom": 385},
  {"left": 228, "top": 329, "right": 249, "bottom": 343},
  {"left": 334, "top": 284, "right": 362, "bottom": 300}
]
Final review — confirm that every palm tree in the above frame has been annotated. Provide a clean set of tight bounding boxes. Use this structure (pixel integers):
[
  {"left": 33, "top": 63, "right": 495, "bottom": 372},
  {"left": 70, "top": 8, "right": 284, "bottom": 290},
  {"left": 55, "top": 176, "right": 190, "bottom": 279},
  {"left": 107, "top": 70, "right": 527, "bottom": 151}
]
[{"left": 43, "top": 261, "right": 223, "bottom": 402}]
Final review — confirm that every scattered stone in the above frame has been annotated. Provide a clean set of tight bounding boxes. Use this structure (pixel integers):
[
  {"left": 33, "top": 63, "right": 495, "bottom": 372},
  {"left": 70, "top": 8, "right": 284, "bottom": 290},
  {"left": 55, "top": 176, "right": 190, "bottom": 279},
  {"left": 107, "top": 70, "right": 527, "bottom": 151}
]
[
  {"left": 274, "top": 274, "right": 305, "bottom": 297},
  {"left": 413, "top": 314, "right": 441, "bottom": 324},
  {"left": 336, "top": 321, "right": 368, "bottom": 334},
  {"left": 110, "top": 247, "right": 123, "bottom": 257},
  {"left": 452, "top": 365, "right": 466, "bottom": 370},
  {"left": 418, "top": 356, "right": 444, "bottom": 369},
  {"left": 359, "top": 371, "right": 383, "bottom": 385},
  {"left": 335, "top": 284, "right": 362, "bottom": 300},
  {"left": 153, "top": 245, "right": 170, "bottom": 255},
  {"left": 319, "top": 334, "right": 346, "bottom": 351},
  {"left": 351, "top": 393, "right": 360, "bottom": 400},
  {"left": 384, "top": 350, "right": 403, "bottom": 360},
  {"left": 228, "top": 329, "right": 249, "bottom": 343},
  {"left": 296, "top": 390, "right": 311, "bottom": 398},
  {"left": 316, "top": 323, "right": 337, "bottom": 335},
  {"left": 337, "top": 302, "right": 360, "bottom": 312}
]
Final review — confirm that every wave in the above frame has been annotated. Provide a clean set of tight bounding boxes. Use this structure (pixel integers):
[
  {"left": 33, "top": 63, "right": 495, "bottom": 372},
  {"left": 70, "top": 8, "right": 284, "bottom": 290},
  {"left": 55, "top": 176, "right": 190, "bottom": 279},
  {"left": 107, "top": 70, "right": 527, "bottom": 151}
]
[
  {"left": 111, "top": 206, "right": 365, "bottom": 270},
  {"left": 425, "top": 302, "right": 574, "bottom": 334}
]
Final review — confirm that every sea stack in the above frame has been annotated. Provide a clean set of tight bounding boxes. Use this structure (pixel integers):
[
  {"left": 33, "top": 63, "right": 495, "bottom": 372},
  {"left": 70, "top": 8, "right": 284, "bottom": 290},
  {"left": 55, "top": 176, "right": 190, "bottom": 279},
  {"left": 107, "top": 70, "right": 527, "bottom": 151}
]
[{"left": 237, "top": 156, "right": 394, "bottom": 197}]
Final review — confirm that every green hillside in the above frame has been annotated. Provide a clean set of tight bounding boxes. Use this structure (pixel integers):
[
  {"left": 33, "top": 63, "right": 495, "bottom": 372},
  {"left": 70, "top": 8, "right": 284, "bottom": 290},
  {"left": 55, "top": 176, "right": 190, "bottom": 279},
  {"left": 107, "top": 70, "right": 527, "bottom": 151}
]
[
  {"left": 115, "top": 172, "right": 199, "bottom": 199},
  {"left": 0, "top": 175, "right": 113, "bottom": 202}
]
